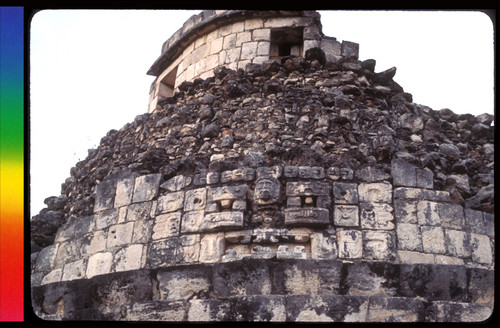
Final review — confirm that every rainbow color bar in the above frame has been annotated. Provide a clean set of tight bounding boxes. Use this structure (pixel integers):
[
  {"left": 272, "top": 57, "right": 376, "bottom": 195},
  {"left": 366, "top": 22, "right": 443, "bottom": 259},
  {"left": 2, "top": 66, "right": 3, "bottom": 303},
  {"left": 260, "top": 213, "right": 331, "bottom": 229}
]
[{"left": 0, "top": 6, "right": 24, "bottom": 322}]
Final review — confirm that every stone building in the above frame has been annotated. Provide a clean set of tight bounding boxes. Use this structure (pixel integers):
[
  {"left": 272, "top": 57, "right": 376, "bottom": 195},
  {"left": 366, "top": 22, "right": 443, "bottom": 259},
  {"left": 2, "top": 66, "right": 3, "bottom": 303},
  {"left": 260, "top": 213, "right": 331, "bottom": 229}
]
[{"left": 31, "top": 10, "right": 494, "bottom": 322}]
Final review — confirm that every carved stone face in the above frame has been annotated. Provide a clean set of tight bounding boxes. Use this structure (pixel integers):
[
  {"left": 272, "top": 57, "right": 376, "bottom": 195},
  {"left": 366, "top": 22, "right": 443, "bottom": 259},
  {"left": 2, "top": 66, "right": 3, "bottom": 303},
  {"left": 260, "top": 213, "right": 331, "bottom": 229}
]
[{"left": 253, "top": 177, "right": 280, "bottom": 206}]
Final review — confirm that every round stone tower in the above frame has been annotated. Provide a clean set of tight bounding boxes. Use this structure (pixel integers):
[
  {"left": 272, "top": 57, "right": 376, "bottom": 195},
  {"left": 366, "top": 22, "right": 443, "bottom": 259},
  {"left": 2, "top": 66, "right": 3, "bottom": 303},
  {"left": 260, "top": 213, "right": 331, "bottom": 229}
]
[{"left": 31, "top": 10, "right": 494, "bottom": 322}]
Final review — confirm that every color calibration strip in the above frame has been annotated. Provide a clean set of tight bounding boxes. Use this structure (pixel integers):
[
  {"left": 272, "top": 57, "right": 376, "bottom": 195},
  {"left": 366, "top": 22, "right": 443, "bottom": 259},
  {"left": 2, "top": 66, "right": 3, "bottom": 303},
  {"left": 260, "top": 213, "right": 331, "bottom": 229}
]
[{"left": 0, "top": 6, "right": 24, "bottom": 322}]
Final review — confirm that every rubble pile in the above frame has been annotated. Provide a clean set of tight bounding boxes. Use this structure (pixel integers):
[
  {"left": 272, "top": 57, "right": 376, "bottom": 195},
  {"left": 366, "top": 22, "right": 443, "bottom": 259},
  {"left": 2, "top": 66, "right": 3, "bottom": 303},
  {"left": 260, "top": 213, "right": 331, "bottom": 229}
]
[{"left": 31, "top": 50, "right": 494, "bottom": 249}]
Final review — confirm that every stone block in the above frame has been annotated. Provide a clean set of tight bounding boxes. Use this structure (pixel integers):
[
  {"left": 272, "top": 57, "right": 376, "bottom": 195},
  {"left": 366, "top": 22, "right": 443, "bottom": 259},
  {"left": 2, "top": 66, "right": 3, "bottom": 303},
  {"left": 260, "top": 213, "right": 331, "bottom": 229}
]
[
  {"left": 132, "top": 219, "right": 153, "bottom": 244},
  {"left": 157, "top": 265, "right": 212, "bottom": 301},
  {"left": 424, "top": 301, "right": 493, "bottom": 322},
  {"left": 181, "top": 210, "right": 205, "bottom": 233},
  {"left": 113, "top": 244, "right": 145, "bottom": 272},
  {"left": 176, "top": 234, "right": 201, "bottom": 263},
  {"left": 188, "top": 298, "right": 233, "bottom": 321},
  {"left": 54, "top": 239, "right": 82, "bottom": 268},
  {"left": 333, "top": 205, "right": 359, "bottom": 227},
  {"left": 332, "top": 182, "right": 358, "bottom": 204},
  {"left": 86, "top": 252, "right": 113, "bottom": 278},
  {"left": 363, "top": 230, "right": 396, "bottom": 261},
  {"left": 464, "top": 209, "right": 486, "bottom": 234},
  {"left": 467, "top": 268, "right": 494, "bottom": 307},
  {"left": 232, "top": 295, "right": 286, "bottom": 321},
  {"left": 337, "top": 230, "right": 362, "bottom": 259},
  {"left": 252, "top": 28, "right": 270, "bottom": 41},
  {"left": 397, "top": 250, "right": 434, "bottom": 264},
  {"left": 358, "top": 182, "right": 392, "bottom": 203},
  {"left": 355, "top": 165, "right": 391, "bottom": 183},
  {"left": 344, "top": 261, "right": 398, "bottom": 296},
  {"left": 482, "top": 212, "right": 494, "bottom": 238},
  {"left": 35, "top": 244, "right": 59, "bottom": 272},
  {"left": 156, "top": 191, "right": 184, "bottom": 214},
  {"left": 125, "top": 301, "right": 187, "bottom": 321},
  {"left": 399, "top": 264, "right": 467, "bottom": 302},
  {"left": 132, "top": 174, "right": 161, "bottom": 203},
  {"left": 73, "top": 215, "right": 95, "bottom": 238},
  {"left": 199, "top": 232, "right": 225, "bottom": 263},
  {"left": 310, "top": 229, "right": 338, "bottom": 260},
  {"left": 360, "top": 203, "right": 394, "bottom": 230},
  {"left": 41, "top": 268, "right": 63, "bottom": 285},
  {"left": 394, "top": 199, "right": 418, "bottom": 224},
  {"left": 125, "top": 201, "right": 152, "bottom": 221},
  {"left": 284, "top": 208, "right": 330, "bottom": 226},
  {"left": 106, "top": 221, "right": 134, "bottom": 248},
  {"left": 396, "top": 223, "right": 423, "bottom": 252},
  {"left": 184, "top": 188, "right": 207, "bottom": 212},
  {"left": 147, "top": 238, "right": 179, "bottom": 268},
  {"left": 421, "top": 189, "right": 450, "bottom": 202},
  {"left": 213, "top": 260, "right": 272, "bottom": 297},
  {"left": 210, "top": 184, "right": 248, "bottom": 210},
  {"left": 393, "top": 187, "right": 423, "bottom": 200},
  {"left": 391, "top": 158, "right": 417, "bottom": 187},
  {"left": 152, "top": 212, "right": 181, "bottom": 240},
  {"left": 81, "top": 230, "right": 107, "bottom": 256},
  {"left": 94, "top": 178, "right": 116, "bottom": 212},
  {"left": 366, "top": 296, "right": 424, "bottom": 322},
  {"left": 421, "top": 226, "right": 446, "bottom": 254},
  {"left": 202, "top": 211, "right": 244, "bottom": 231},
  {"left": 95, "top": 208, "right": 118, "bottom": 230},
  {"left": 433, "top": 255, "right": 464, "bottom": 265},
  {"left": 444, "top": 229, "right": 471, "bottom": 258},
  {"left": 114, "top": 177, "right": 135, "bottom": 208},
  {"left": 437, "top": 203, "right": 464, "bottom": 230},
  {"left": 417, "top": 201, "right": 441, "bottom": 226},
  {"left": 286, "top": 181, "right": 330, "bottom": 196},
  {"left": 416, "top": 167, "right": 434, "bottom": 189},
  {"left": 61, "top": 259, "right": 86, "bottom": 281},
  {"left": 285, "top": 295, "right": 369, "bottom": 322},
  {"left": 469, "top": 233, "right": 492, "bottom": 265},
  {"left": 276, "top": 245, "right": 311, "bottom": 260},
  {"left": 241, "top": 41, "right": 258, "bottom": 60}
]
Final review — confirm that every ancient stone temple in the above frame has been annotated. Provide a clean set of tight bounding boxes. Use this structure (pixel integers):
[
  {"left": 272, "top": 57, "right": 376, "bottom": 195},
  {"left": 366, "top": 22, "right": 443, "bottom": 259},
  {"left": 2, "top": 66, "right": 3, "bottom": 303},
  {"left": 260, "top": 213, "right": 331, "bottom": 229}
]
[{"left": 31, "top": 10, "right": 494, "bottom": 322}]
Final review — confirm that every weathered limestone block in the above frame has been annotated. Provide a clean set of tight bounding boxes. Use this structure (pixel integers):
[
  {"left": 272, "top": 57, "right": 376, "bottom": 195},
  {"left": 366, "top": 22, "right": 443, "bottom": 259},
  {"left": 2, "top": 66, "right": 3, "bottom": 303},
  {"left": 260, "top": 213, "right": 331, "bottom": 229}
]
[
  {"left": 469, "top": 233, "right": 493, "bottom": 265},
  {"left": 337, "top": 230, "right": 362, "bottom": 259},
  {"left": 276, "top": 245, "right": 311, "bottom": 260},
  {"left": 396, "top": 223, "right": 423, "bottom": 252},
  {"left": 81, "top": 230, "right": 107, "bottom": 256},
  {"left": 358, "top": 182, "right": 392, "bottom": 203},
  {"left": 284, "top": 166, "right": 325, "bottom": 179},
  {"left": 160, "top": 175, "right": 192, "bottom": 192},
  {"left": 125, "top": 201, "right": 152, "bottom": 221},
  {"left": 86, "top": 252, "right": 113, "bottom": 278},
  {"left": 213, "top": 260, "right": 272, "bottom": 297},
  {"left": 113, "top": 244, "right": 145, "bottom": 272},
  {"left": 284, "top": 208, "right": 330, "bottom": 226},
  {"left": 35, "top": 244, "right": 59, "bottom": 272},
  {"left": 421, "top": 226, "right": 446, "bottom": 254},
  {"left": 94, "top": 179, "right": 117, "bottom": 212},
  {"left": 147, "top": 238, "right": 179, "bottom": 268},
  {"left": 114, "top": 177, "right": 135, "bottom": 208},
  {"left": 256, "top": 165, "right": 282, "bottom": 179},
  {"left": 61, "top": 259, "right": 86, "bottom": 281},
  {"left": 224, "top": 230, "right": 252, "bottom": 244},
  {"left": 210, "top": 184, "right": 248, "bottom": 210},
  {"left": 425, "top": 301, "right": 493, "bottom": 322},
  {"left": 54, "top": 239, "right": 82, "bottom": 268},
  {"left": 125, "top": 301, "right": 187, "bottom": 321},
  {"left": 177, "top": 234, "right": 201, "bottom": 263},
  {"left": 344, "top": 262, "right": 398, "bottom": 296},
  {"left": 132, "top": 173, "right": 162, "bottom": 203},
  {"left": 152, "top": 212, "right": 181, "bottom": 240},
  {"left": 250, "top": 245, "right": 276, "bottom": 260},
  {"left": 106, "top": 221, "right": 134, "bottom": 248},
  {"left": 363, "top": 231, "right": 396, "bottom": 261},
  {"left": 394, "top": 200, "right": 418, "bottom": 224},
  {"left": 464, "top": 209, "right": 487, "bottom": 235},
  {"left": 72, "top": 215, "right": 95, "bottom": 239},
  {"left": 310, "top": 229, "right": 338, "bottom": 260},
  {"left": 391, "top": 158, "right": 417, "bottom": 187},
  {"left": 397, "top": 250, "right": 434, "bottom": 265},
  {"left": 181, "top": 210, "right": 204, "bottom": 233},
  {"left": 326, "top": 167, "right": 354, "bottom": 181},
  {"left": 156, "top": 265, "right": 212, "bottom": 301},
  {"left": 184, "top": 188, "right": 207, "bottom": 212},
  {"left": 253, "top": 177, "right": 280, "bottom": 207},
  {"left": 467, "top": 268, "right": 494, "bottom": 307},
  {"left": 433, "top": 255, "right": 464, "bottom": 265},
  {"left": 444, "top": 229, "right": 471, "bottom": 258},
  {"left": 417, "top": 201, "right": 441, "bottom": 226},
  {"left": 437, "top": 203, "right": 465, "bottom": 230},
  {"left": 202, "top": 212, "right": 244, "bottom": 231},
  {"left": 156, "top": 191, "right": 184, "bottom": 214},
  {"left": 285, "top": 295, "right": 369, "bottom": 322},
  {"left": 332, "top": 182, "right": 359, "bottom": 204},
  {"left": 41, "top": 268, "right": 63, "bottom": 285},
  {"left": 366, "top": 296, "right": 424, "bottom": 322},
  {"left": 482, "top": 213, "right": 494, "bottom": 238},
  {"left": 360, "top": 203, "right": 394, "bottom": 230},
  {"left": 132, "top": 219, "right": 153, "bottom": 244},
  {"left": 95, "top": 208, "right": 118, "bottom": 230},
  {"left": 333, "top": 205, "right": 359, "bottom": 227},
  {"left": 199, "top": 232, "right": 225, "bottom": 263}
]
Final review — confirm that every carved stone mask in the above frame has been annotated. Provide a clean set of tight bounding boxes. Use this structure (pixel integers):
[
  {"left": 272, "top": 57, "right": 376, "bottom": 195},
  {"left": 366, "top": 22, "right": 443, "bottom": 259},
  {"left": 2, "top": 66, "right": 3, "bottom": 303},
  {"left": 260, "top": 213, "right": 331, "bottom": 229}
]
[{"left": 254, "top": 177, "right": 280, "bottom": 205}]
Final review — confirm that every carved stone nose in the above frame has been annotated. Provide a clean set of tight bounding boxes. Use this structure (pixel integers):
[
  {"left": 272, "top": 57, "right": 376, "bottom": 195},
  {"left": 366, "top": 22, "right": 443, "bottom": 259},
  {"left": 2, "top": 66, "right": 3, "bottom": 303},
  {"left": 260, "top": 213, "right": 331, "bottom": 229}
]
[{"left": 260, "top": 190, "right": 271, "bottom": 200}]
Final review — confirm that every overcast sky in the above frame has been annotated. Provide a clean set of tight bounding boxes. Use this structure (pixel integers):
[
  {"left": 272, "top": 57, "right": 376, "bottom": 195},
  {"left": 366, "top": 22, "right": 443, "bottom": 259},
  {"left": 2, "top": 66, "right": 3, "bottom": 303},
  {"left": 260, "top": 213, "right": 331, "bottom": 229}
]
[{"left": 29, "top": 10, "right": 494, "bottom": 216}]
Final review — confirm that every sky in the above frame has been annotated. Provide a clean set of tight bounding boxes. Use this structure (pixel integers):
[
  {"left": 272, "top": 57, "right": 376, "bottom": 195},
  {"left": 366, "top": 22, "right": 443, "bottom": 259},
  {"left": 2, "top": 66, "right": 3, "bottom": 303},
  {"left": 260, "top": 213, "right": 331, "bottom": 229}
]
[{"left": 29, "top": 10, "right": 494, "bottom": 216}]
